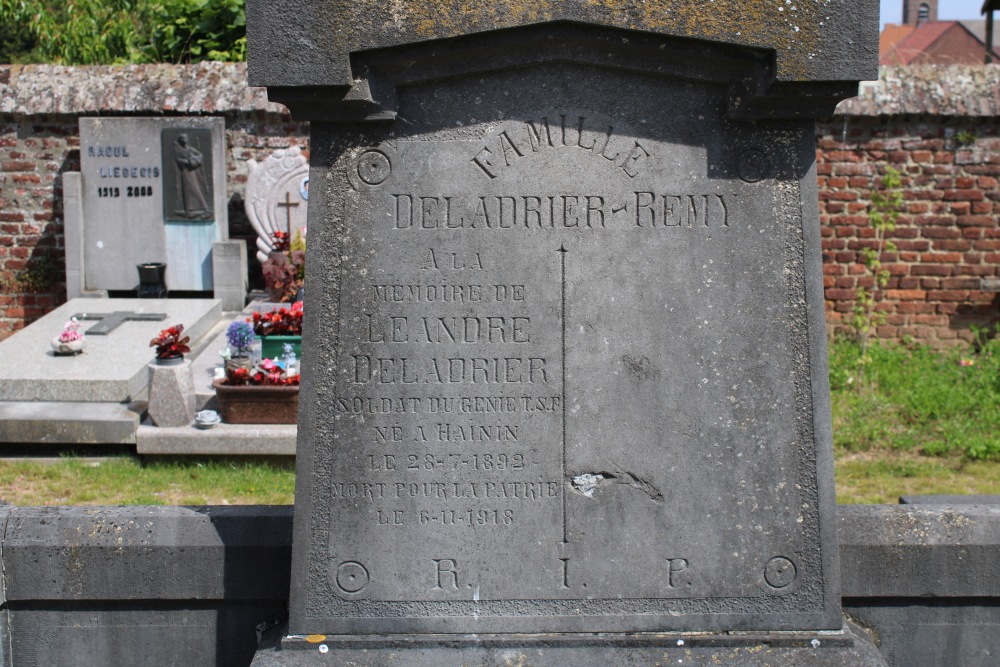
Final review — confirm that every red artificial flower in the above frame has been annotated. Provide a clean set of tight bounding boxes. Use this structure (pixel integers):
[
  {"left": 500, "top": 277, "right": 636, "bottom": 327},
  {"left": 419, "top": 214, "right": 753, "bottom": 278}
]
[{"left": 150, "top": 324, "right": 191, "bottom": 359}]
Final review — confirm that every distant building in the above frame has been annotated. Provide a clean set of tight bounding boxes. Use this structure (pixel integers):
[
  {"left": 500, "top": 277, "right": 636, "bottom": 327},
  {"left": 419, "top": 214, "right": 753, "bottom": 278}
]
[{"left": 880, "top": 0, "right": 1000, "bottom": 65}]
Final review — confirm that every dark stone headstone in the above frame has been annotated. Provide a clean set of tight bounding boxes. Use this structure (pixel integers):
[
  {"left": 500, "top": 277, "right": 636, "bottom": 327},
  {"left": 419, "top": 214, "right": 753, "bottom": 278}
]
[{"left": 247, "top": 1, "right": 882, "bottom": 664}]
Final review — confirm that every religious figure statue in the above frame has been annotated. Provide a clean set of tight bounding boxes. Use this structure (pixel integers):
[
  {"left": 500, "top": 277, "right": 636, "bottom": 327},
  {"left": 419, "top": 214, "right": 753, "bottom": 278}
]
[{"left": 171, "top": 133, "right": 213, "bottom": 220}]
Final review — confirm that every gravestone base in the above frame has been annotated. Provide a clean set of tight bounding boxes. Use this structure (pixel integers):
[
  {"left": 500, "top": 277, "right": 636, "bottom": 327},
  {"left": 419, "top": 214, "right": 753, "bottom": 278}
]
[
  {"left": 147, "top": 361, "right": 197, "bottom": 427},
  {"left": 252, "top": 622, "right": 887, "bottom": 667}
]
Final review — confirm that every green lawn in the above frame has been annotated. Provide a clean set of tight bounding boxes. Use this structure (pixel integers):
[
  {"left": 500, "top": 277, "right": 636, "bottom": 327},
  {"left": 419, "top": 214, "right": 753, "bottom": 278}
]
[
  {"left": 0, "top": 457, "right": 296, "bottom": 506},
  {"left": 0, "top": 337, "right": 998, "bottom": 506},
  {"left": 830, "top": 334, "right": 1000, "bottom": 502}
]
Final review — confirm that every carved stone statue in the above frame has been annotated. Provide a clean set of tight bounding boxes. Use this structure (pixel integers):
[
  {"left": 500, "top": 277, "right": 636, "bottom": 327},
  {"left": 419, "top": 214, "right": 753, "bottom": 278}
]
[{"left": 171, "top": 133, "right": 213, "bottom": 220}]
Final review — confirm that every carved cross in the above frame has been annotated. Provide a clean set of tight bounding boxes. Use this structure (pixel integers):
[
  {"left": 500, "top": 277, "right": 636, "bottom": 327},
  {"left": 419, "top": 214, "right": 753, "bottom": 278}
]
[
  {"left": 72, "top": 311, "right": 167, "bottom": 336},
  {"left": 276, "top": 191, "right": 300, "bottom": 238}
]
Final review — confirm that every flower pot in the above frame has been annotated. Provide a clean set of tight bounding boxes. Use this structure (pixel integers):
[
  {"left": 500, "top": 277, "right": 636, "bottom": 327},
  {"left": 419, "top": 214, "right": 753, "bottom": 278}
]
[
  {"left": 224, "top": 356, "right": 253, "bottom": 381},
  {"left": 212, "top": 379, "right": 299, "bottom": 424},
  {"left": 51, "top": 337, "right": 84, "bottom": 355},
  {"left": 155, "top": 355, "right": 185, "bottom": 366},
  {"left": 260, "top": 335, "right": 302, "bottom": 361}
]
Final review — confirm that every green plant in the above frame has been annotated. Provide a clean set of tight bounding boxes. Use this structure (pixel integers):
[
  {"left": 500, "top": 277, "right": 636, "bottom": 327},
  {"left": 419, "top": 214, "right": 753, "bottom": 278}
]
[
  {"left": 14, "top": 255, "right": 61, "bottom": 292},
  {"left": 0, "top": 456, "right": 295, "bottom": 505},
  {"left": 849, "top": 167, "right": 902, "bottom": 388},
  {"left": 955, "top": 129, "right": 977, "bottom": 146},
  {"left": 0, "top": 0, "right": 246, "bottom": 65},
  {"left": 0, "top": 0, "right": 153, "bottom": 65},
  {"left": 142, "top": 0, "right": 246, "bottom": 64},
  {"left": 830, "top": 337, "right": 1000, "bottom": 461}
]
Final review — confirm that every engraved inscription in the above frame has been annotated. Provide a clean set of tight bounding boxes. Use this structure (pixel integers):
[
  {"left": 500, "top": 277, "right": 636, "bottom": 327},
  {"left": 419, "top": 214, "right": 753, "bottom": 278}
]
[
  {"left": 471, "top": 115, "right": 652, "bottom": 180},
  {"left": 764, "top": 557, "right": 797, "bottom": 589},
  {"left": 358, "top": 150, "right": 391, "bottom": 185},
  {"left": 392, "top": 193, "right": 735, "bottom": 230},
  {"left": 666, "top": 558, "right": 691, "bottom": 588},
  {"left": 316, "top": 108, "right": 818, "bottom": 619},
  {"left": 433, "top": 559, "right": 460, "bottom": 590},
  {"left": 335, "top": 561, "right": 370, "bottom": 594}
]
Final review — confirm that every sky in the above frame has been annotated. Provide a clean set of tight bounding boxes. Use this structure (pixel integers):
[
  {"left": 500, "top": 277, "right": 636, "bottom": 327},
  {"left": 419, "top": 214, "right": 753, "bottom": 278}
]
[{"left": 881, "top": 0, "right": 993, "bottom": 29}]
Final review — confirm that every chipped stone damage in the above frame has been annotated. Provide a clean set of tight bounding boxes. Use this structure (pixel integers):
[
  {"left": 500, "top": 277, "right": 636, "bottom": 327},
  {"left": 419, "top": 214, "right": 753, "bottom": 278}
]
[{"left": 571, "top": 470, "right": 664, "bottom": 501}]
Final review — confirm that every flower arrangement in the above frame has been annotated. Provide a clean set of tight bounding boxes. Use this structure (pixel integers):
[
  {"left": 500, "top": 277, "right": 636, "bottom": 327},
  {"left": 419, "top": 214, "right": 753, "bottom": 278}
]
[
  {"left": 251, "top": 301, "right": 303, "bottom": 336},
  {"left": 223, "top": 358, "right": 300, "bottom": 386},
  {"left": 51, "top": 317, "right": 85, "bottom": 355},
  {"left": 58, "top": 318, "right": 83, "bottom": 344},
  {"left": 262, "top": 230, "right": 305, "bottom": 303},
  {"left": 149, "top": 324, "right": 190, "bottom": 360},
  {"left": 226, "top": 320, "right": 255, "bottom": 358}
]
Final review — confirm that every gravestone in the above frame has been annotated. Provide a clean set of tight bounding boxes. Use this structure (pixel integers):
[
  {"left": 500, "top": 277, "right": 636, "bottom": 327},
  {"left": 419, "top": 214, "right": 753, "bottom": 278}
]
[
  {"left": 76, "top": 117, "right": 228, "bottom": 292},
  {"left": 245, "top": 146, "right": 310, "bottom": 263},
  {"left": 247, "top": 1, "right": 883, "bottom": 664},
  {"left": 0, "top": 298, "right": 220, "bottom": 403}
]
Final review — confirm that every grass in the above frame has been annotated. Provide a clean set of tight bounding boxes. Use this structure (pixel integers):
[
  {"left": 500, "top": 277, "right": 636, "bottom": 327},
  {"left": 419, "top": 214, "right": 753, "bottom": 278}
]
[
  {"left": 0, "top": 457, "right": 296, "bottom": 506},
  {"left": 829, "top": 335, "right": 1000, "bottom": 460},
  {"left": 0, "top": 336, "right": 997, "bottom": 506},
  {"left": 830, "top": 333, "right": 1000, "bottom": 502}
]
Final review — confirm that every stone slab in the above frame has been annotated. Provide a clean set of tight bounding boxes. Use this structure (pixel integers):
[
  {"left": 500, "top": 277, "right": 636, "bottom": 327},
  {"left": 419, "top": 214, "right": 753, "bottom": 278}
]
[
  {"left": 246, "top": 0, "right": 879, "bottom": 89},
  {"left": 252, "top": 624, "right": 886, "bottom": 667},
  {"left": 2, "top": 505, "right": 293, "bottom": 601},
  {"left": 0, "top": 402, "right": 139, "bottom": 444},
  {"left": 136, "top": 423, "right": 296, "bottom": 455},
  {"left": 212, "top": 240, "right": 249, "bottom": 311},
  {"left": 79, "top": 117, "right": 228, "bottom": 292},
  {"left": 899, "top": 494, "right": 1000, "bottom": 505},
  {"left": 838, "top": 504, "right": 1000, "bottom": 599},
  {"left": 8, "top": 608, "right": 279, "bottom": 667},
  {"left": 0, "top": 298, "right": 222, "bottom": 402},
  {"left": 291, "top": 71, "right": 842, "bottom": 636},
  {"left": 7, "top": 504, "right": 1000, "bottom": 667}
]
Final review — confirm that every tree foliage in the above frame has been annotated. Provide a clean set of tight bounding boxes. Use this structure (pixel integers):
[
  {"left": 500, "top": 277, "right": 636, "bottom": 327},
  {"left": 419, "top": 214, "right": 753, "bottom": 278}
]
[{"left": 0, "top": 0, "right": 246, "bottom": 65}]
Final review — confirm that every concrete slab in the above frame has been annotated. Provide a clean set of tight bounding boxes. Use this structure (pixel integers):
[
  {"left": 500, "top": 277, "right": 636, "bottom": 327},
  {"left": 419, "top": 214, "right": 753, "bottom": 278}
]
[
  {"left": 0, "top": 298, "right": 221, "bottom": 403},
  {"left": 136, "top": 423, "right": 296, "bottom": 455},
  {"left": 0, "top": 402, "right": 139, "bottom": 444}
]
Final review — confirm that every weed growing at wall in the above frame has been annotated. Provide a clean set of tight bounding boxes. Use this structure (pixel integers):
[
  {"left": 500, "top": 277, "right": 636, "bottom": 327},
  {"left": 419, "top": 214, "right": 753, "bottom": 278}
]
[{"left": 850, "top": 167, "right": 902, "bottom": 387}]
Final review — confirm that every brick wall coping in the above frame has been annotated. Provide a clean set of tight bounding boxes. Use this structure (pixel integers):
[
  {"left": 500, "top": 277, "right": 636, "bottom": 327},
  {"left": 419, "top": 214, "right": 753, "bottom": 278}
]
[
  {"left": 2, "top": 62, "right": 998, "bottom": 118},
  {"left": 835, "top": 65, "right": 1000, "bottom": 117},
  {"left": 0, "top": 61, "right": 288, "bottom": 116}
]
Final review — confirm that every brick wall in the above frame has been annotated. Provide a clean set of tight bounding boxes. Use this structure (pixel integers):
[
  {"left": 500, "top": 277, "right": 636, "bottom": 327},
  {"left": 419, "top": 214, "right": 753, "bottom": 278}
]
[
  {"left": 817, "top": 115, "right": 1000, "bottom": 344},
  {"left": 1, "top": 64, "right": 997, "bottom": 345},
  {"left": 0, "top": 117, "right": 75, "bottom": 336}
]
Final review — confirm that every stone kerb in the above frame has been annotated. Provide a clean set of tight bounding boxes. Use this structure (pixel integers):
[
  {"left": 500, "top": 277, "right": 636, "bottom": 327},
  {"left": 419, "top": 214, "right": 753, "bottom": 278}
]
[{"left": 0, "top": 504, "right": 997, "bottom": 667}]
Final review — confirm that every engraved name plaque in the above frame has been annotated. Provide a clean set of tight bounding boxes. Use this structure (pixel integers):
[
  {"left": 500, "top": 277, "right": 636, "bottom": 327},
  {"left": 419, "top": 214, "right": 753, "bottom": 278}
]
[{"left": 294, "top": 92, "right": 839, "bottom": 634}]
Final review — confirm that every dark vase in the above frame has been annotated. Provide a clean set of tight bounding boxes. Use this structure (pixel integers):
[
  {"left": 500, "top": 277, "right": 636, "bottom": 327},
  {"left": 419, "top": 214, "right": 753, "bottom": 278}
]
[{"left": 137, "top": 262, "right": 167, "bottom": 298}]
